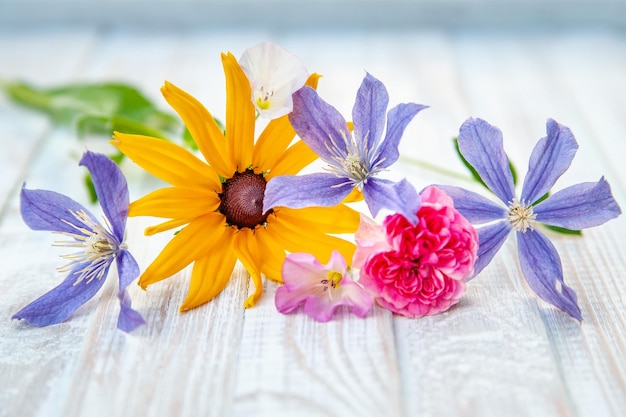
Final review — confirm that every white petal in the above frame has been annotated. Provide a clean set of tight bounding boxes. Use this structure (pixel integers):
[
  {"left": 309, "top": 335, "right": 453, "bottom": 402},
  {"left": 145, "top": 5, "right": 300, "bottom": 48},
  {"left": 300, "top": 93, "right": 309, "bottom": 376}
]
[{"left": 239, "top": 41, "right": 308, "bottom": 119}]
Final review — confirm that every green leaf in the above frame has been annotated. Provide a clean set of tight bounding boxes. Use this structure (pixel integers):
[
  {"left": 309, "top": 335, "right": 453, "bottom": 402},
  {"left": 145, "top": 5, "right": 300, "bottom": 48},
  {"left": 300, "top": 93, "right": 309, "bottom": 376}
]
[
  {"left": 543, "top": 225, "right": 582, "bottom": 235},
  {"left": 84, "top": 173, "right": 98, "bottom": 204},
  {"left": 3, "top": 81, "right": 179, "bottom": 135},
  {"left": 76, "top": 114, "right": 172, "bottom": 140},
  {"left": 532, "top": 192, "right": 550, "bottom": 206}
]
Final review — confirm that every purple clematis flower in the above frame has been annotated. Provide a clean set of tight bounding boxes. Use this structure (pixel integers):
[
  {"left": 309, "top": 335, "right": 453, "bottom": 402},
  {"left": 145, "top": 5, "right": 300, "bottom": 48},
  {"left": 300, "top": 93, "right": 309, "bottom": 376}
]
[
  {"left": 438, "top": 118, "right": 621, "bottom": 321},
  {"left": 275, "top": 250, "right": 373, "bottom": 322},
  {"left": 13, "top": 150, "right": 145, "bottom": 332},
  {"left": 263, "top": 72, "right": 427, "bottom": 224}
]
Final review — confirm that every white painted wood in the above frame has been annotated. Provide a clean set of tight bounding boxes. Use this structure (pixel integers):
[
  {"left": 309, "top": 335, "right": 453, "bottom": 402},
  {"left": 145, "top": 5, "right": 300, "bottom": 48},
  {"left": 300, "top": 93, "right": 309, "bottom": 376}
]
[
  {"left": 0, "top": 28, "right": 98, "bottom": 219},
  {"left": 0, "top": 27, "right": 625, "bottom": 417}
]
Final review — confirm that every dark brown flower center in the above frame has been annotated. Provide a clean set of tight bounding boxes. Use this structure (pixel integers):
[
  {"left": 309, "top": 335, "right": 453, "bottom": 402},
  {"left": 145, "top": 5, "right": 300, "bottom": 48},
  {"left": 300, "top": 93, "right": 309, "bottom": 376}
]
[{"left": 219, "top": 170, "right": 271, "bottom": 229}]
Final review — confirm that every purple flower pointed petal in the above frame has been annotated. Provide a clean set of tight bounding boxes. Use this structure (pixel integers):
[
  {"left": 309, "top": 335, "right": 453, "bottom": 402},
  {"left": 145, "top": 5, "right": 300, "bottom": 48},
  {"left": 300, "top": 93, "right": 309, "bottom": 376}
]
[
  {"left": 20, "top": 186, "right": 96, "bottom": 234},
  {"left": 12, "top": 263, "right": 109, "bottom": 327},
  {"left": 435, "top": 185, "right": 508, "bottom": 223},
  {"left": 522, "top": 119, "right": 579, "bottom": 204},
  {"left": 352, "top": 73, "right": 389, "bottom": 153},
  {"left": 362, "top": 178, "right": 420, "bottom": 225},
  {"left": 471, "top": 221, "right": 512, "bottom": 278},
  {"left": 377, "top": 102, "right": 427, "bottom": 168},
  {"left": 117, "top": 249, "right": 140, "bottom": 290},
  {"left": 115, "top": 250, "right": 144, "bottom": 332},
  {"left": 535, "top": 177, "right": 622, "bottom": 230},
  {"left": 263, "top": 173, "right": 352, "bottom": 211},
  {"left": 80, "top": 150, "right": 129, "bottom": 241},
  {"left": 117, "top": 290, "right": 145, "bottom": 332},
  {"left": 458, "top": 118, "right": 515, "bottom": 204},
  {"left": 517, "top": 230, "right": 582, "bottom": 321},
  {"left": 289, "top": 86, "right": 350, "bottom": 161}
]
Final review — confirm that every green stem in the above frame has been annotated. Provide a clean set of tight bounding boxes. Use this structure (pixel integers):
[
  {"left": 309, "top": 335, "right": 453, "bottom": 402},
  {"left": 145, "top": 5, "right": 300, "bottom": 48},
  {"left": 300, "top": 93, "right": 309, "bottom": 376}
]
[
  {"left": 399, "top": 155, "right": 475, "bottom": 183},
  {"left": 3, "top": 82, "right": 53, "bottom": 112}
]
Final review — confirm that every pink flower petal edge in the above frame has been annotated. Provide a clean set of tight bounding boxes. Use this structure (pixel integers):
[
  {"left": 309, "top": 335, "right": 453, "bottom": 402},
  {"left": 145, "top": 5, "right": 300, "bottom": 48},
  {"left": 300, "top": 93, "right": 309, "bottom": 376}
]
[
  {"left": 357, "top": 186, "right": 478, "bottom": 318},
  {"left": 275, "top": 250, "right": 373, "bottom": 322}
]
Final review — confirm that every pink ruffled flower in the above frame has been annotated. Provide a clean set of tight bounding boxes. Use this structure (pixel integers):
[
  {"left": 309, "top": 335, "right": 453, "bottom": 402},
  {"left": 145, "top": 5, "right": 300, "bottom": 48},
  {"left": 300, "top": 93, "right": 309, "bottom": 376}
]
[
  {"left": 357, "top": 186, "right": 478, "bottom": 318},
  {"left": 275, "top": 250, "right": 373, "bottom": 322}
]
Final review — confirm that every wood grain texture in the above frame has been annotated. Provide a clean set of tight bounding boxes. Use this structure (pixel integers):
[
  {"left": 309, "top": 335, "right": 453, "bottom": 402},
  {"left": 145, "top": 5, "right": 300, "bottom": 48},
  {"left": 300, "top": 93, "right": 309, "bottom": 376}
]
[{"left": 1, "top": 27, "right": 625, "bottom": 417}]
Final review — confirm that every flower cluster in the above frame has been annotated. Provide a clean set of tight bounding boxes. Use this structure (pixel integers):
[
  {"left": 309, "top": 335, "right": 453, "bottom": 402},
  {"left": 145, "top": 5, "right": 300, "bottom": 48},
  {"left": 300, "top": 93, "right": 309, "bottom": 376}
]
[
  {"left": 352, "top": 186, "right": 478, "bottom": 318},
  {"left": 12, "top": 41, "right": 621, "bottom": 331}
]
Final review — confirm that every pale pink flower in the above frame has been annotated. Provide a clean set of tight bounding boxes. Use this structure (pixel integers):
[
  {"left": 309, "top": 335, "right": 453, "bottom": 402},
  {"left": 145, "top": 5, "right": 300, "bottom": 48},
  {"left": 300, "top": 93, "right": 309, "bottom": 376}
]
[
  {"left": 275, "top": 250, "right": 373, "bottom": 322},
  {"left": 357, "top": 186, "right": 478, "bottom": 318}
]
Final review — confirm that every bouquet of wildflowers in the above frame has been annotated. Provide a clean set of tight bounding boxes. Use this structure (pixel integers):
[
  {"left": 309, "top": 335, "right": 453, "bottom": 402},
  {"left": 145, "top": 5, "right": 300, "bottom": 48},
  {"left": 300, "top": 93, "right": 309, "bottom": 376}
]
[{"left": 8, "top": 42, "right": 621, "bottom": 331}]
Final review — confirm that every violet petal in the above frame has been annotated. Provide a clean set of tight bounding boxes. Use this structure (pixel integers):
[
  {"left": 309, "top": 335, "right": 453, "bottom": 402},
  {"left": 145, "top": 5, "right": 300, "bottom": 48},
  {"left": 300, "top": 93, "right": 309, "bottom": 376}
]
[
  {"left": 352, "top": 73, "right": 389, "bottom": 154},
  {"left": 80, "top": 150, "right": 129, "bottom": 242},
  {"left": 435, "top": 184, "right": 508, "bottom": 224},
  {"left": 263, "top": 173, "right": 352, "bottom": 211},
  {"left": 289, "top": 86, "right": 350, "bottom": 161},
  {"left": 362, "top": 178, "right": 420, "bottom": 225},
  {"left": 377, "top": 102, "right": 427, "bottom": 168},
  {"left": 12, "top": 262, "right": 109, "bottom": 326},
  {"left": 535, "top": 177, "right": 622, "bottom": 230},
  {"left": 516, "top": 230, "right": 582, "bottom": 321},
  {"left": 471, "top": 220, "right": 512, "bottom": 279},
  {"left": 116, "top": 250, "right": 144, "bottom": 332},
  {"left": 521, "top": 119, "right": 579, "bottom": 204},
  {"left": 20, "top": 185, "right": 97, "bottom": 235},
  {"left": 457, "top": 118, "right": 515, "bottom": 204}
]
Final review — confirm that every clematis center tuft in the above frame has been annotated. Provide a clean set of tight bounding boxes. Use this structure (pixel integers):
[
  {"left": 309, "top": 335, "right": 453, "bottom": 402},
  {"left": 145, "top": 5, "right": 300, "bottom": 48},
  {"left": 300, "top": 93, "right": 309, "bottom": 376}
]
[
  {"left": 220, "top": 170, "right": 271, "bottom": 229},
  {"left": 55, "top": 209, "right": 119, "bottom": 285},
  {"left": 508, "top": 199, "right": 537, "bottom": 232}
]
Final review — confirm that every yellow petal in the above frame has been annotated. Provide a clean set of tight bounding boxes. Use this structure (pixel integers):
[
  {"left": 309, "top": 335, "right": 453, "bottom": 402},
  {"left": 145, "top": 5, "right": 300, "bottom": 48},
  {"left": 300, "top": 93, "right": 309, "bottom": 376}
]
[
  {"left": 275, "top": 205, "right": 360, "bottom": 235},
  {"left": 252, "top": 115, "right": 296, "bottom": 173},
  {"left": 144, "top": 218, "right": 192, "bottom": 236},
  {"left": 112, "top": 133, "right": 220, "bottom": 190},
  {"left": 222, "top": 52, "right": 255, "bottom": 171},
  {"left": 267, "top": 140, "right": 317, "bottom": 179},
  {"left": 180, "top": 241, "right": 237, "bottom": 311},
  {"left": 304, "top": 72, "right": 322, "bottom": 90},
  {"left": 161, "top": 81, "right": 233, "bottom": 177},
  {"left": 253, "top": 227, "right": 287, "bottom": 283},
  {"left": 139, "top": 212, "right": 230, "bottom": 288},
  {"left": 267, "top": 214, "right": 356, "bottom": 266},
  {"left": 252, "top": 73, "right": 322, "bottom": 173},
  {"left": 232, "top": 228, "right": 263, "bottom": 308},
  {"left": 130, "top": 186, "right": 220, "bottom": 219}
]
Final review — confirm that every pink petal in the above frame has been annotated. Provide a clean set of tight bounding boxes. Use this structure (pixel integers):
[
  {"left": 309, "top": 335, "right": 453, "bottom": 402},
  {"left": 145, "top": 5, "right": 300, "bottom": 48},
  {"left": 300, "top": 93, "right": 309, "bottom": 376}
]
[{"left": 353, "top": 214, "right": 392, "bottom": 268}]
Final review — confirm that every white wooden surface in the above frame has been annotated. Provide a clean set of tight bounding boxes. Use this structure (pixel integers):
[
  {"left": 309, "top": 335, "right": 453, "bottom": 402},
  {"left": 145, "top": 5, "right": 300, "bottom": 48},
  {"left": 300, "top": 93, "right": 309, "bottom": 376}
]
[{"left": 1, "top": 26, "right": 626, "bottom": 417}]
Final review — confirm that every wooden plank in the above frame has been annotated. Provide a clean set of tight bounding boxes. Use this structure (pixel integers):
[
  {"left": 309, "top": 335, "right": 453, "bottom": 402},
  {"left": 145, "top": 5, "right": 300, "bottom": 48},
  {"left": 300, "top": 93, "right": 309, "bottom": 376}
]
[
  {"left": 0, "top": 27, "right": 97, "bottom": 220},
  {"left": 0, "top": 28, "right": 100, "bottom": 417},
  {"left": 229, "top": 32, "right": 405, "bottom": 417},
  {"left": 233, "top": 281, "right": 402, "bottom": 417},
  {"left": 504, "top": 32, "right": 626, "bottom": 417},
  {"left": 1, "top": 27, "right": 626, "bottom": 417},
  {"left": 380, "top": 32, "right": 574, "bottom": 417},
  {"left": 447, "top": 31, "right": 626, "bottom": 417}
]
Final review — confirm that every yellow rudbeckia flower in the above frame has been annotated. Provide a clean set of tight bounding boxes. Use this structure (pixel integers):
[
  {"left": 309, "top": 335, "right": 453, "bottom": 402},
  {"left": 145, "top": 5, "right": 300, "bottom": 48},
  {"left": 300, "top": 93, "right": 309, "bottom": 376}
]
[{"left": 112, "top": 52, "right": 358, "bottom": 311}]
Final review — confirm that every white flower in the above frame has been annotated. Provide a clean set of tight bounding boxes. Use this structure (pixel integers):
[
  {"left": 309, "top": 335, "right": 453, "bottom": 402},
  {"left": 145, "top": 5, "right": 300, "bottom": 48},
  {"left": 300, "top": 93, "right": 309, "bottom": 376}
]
[{"left": 239, "top": 41, "right": 308, "bottom": 119}]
